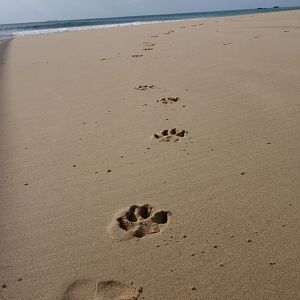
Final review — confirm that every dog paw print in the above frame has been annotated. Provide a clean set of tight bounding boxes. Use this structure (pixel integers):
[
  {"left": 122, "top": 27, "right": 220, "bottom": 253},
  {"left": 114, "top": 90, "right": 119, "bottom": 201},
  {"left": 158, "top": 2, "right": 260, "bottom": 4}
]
[
  {"left": 109, "top": 204, "right": 170, "bottom": 240},
  {"left": 135, "top": 85, "right": 154, "bottom": 91},
  {"left": 157, "top": 97, "right": 179, "bottom": 104},
  {"left": 142, "top": 42, "right": 156, "bottom": 47},
  {"left": 153, "top": 128, "right": 187, "bottom": 142},
  {"left": 163, "top": 30, "right": 175, "bottom": 35}
]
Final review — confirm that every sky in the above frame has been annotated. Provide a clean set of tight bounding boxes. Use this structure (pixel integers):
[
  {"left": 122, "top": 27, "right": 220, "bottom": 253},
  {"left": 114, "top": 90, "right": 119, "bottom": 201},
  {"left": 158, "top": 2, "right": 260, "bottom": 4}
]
[{"left": 0, "top": 0, "right": 299, "bottom": 24}]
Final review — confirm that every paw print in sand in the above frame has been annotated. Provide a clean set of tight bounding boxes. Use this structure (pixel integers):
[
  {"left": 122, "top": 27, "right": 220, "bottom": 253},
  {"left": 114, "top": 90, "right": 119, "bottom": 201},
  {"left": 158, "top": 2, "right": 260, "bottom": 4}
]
[
  {"left": 153, "top": 128, "right": 187, "bottom": 142},
  {"left": 109, "top": 204, "right": 170, "bottom": 240},
  {"left": 135, "top": 85, "right": 154, "bottom": 91},
  {"left": 157, "top": 97, "right": 179, "bottom": 104}
]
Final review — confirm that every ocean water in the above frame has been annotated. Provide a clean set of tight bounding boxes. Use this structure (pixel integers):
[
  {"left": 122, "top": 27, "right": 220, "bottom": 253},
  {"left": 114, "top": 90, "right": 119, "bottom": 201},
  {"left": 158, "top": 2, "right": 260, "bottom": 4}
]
[{"left": 0, "top": 6, "right": 299, "bottom": 40}]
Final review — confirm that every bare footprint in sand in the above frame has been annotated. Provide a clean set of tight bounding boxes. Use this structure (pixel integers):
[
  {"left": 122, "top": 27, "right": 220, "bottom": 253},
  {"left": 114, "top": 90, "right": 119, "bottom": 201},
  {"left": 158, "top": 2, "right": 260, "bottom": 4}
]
[
  {"left": 109, "top": 204, "right": 171, "bottom": 240},
  {"left": 153, "top": 128, "right": 187, "bottom": 142},
  {"left": 63, "top": 279, "right": 141, "bottom": 300}
]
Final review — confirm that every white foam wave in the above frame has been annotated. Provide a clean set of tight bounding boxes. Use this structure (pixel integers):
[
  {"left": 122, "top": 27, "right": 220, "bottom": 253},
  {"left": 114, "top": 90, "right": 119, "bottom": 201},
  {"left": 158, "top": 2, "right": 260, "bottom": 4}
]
[
  {"left": 0, "top": 17, "right": 209, "bottom": 40},
  {"left": 0, "top": 20, "right": 174, "bottom": 39}
]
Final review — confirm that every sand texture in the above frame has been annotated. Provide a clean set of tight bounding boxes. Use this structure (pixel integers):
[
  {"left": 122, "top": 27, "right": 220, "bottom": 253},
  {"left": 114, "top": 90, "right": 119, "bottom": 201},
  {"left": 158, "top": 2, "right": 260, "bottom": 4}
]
[{"left": 0, "top": 10, "right": 300, "bottom": 300}]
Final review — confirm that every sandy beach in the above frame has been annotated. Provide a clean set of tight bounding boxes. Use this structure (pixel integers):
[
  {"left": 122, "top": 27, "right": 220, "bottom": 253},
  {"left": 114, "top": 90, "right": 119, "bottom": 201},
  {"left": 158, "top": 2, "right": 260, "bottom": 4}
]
[{"left": 0, "top": 10, "right": 300, "bottom": 300}]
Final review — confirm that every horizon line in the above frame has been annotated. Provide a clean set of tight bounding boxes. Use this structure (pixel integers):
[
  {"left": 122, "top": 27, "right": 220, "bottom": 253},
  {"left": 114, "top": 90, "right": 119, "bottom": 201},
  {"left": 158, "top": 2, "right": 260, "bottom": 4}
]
[{"left": 1, "top": 5, "right": 300, "bottom": 26}]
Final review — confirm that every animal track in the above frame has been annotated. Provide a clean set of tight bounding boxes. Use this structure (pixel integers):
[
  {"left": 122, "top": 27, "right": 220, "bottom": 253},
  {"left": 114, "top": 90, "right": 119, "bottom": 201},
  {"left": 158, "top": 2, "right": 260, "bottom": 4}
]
[
  {"left": 163, "top": 30, "right": 175, "bottom": 35},
  {"left": 157, "top": 97, "right": 179, "bottom": 104},
  {"left": 135, "top": 85, "right": 154, "bottom": 91},
  {"left": 190, "top": 23, "right": 204, "bottom": 27},
  {"left": 153, "top": 128, "right": 187, "bottom": 142},
  {"left": 62, "top": 279, "right": 141, "bottom": 300},
  {"left": 109, "top": 204, "right": 170, "bottom": 240},
  {"left": 131, "top": 54, "right": 143, "bottom": 58},
  {"left": 142, "top": 47, "right": 153, "bottom": 51},
  {"left": 142, "top": 42, "right": 156, "bottom": 47}
]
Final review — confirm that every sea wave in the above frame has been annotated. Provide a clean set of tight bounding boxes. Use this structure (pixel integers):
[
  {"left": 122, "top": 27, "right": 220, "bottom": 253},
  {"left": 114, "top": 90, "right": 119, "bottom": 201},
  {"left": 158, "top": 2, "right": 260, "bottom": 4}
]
[
  {"left": 1, "top": 6, "right": 299, "bottom": 40},
  {"left": 0, "top": 20, "right": 172, "bottom": 39}
]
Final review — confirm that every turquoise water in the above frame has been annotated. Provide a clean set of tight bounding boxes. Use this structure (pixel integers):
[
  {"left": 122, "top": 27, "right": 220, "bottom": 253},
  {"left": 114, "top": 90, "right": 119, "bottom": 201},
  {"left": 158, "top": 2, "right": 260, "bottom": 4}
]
[{"left": 0, "top": 6, "right": 299, "bottom": 39}]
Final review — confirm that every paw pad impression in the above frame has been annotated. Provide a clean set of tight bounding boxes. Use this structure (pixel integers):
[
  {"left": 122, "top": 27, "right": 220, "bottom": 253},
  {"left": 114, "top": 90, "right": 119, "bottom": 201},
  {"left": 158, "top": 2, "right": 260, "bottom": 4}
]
[
  {"left": 153, "top": 128, "right": 187, "bottom": 142},
  {"left": 109, "top": 204, "right": 171, "bottom": 240},
  {"left": 157, "top": 97, "right": 179, "bottom": 104},
  {"left": 135, "top": 85, "right": 154, "bottom": 91}
]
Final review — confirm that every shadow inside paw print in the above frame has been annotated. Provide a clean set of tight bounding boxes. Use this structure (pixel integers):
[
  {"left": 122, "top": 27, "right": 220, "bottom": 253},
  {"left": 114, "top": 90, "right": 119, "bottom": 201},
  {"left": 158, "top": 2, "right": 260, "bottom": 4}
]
[
  {"left": 109, "top": 204, "right": 170, "bottom": 240},
  {"left": 153, "top": 128, "right": 187, "bottom": 142},
  {"left": 163, "top": 30, "right": 175, "bottom": 35},
  {"left": 135, "top": 85, "right": 154, "bottom": 91},
  {"left": 143, "top": 42, "right": 156, "bottom": 47},
  {"left": 157, "top": 97, "right": 179, "bottom": 104}
]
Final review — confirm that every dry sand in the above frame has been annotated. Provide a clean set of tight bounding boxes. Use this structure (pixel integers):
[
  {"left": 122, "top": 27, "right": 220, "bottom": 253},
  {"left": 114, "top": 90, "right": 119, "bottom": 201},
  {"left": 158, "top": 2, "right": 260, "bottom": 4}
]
[{"left": 0, "top": 10, "right": 300, "bottom": 300}]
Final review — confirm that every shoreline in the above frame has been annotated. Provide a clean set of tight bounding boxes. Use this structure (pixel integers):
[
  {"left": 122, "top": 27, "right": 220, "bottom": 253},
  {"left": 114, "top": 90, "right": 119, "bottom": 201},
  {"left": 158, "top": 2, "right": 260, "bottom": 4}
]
[{"left": 1, "top": 6, "right": 299, "bottom": 40}]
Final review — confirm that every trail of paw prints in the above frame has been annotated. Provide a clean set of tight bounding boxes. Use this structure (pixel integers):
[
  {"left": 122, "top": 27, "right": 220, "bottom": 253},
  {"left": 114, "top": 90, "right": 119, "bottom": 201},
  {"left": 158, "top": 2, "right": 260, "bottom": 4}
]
[
  {"left": 109, "top": 204, "right": 171, "bottom": 240},
  {"left": 62, "top": 279, "right": 142, "bottom": 300},
  {"left": 157, "top": 97, "right": 179, "bottom": 104},
  {"left": 153, "top": 128, "right": 187, "bottom": 142}
]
